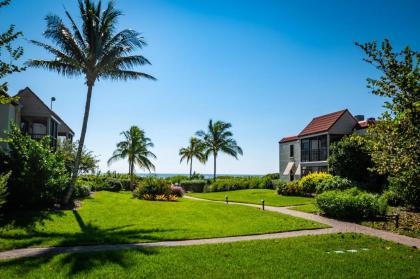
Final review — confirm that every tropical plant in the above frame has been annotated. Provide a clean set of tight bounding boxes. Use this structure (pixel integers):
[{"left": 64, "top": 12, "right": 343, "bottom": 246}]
[
  {"left": 179, "top": 137, "right": 206, "bottom": 178},
  {"left": 108, "top": 126, "right": 156, "bottom": 191},
  {"left": 56, "top": 139, "right": 98, "bottom": 175},
  {"left": 28, "top": 0, "right": 155, "bottom": 204},
  {"left": 356, "top": 39, "right": 419, "bottom": 210},
  {"left": 0, "top": 0, "right": 25, "bottom": 100},
  {"left": 196, "top": 120, "right": 243, "bottom": 180},
  {"left": 0, "top": 125, "right": 69, "bottom": 209}
]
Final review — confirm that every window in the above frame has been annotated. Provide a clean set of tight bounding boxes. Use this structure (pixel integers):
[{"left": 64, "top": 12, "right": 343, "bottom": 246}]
[
  {"left": 301, "top": 135, "right": 327, "bottom": 162},
  {"left": 289, "top": 145, "right": 294, "bottom": 157}
]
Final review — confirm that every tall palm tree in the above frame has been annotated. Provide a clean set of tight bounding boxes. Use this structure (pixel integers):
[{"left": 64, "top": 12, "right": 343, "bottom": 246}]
[
  {"left": 28, "top": 0, "right": 155, "bottom": 204},
  {"left": 108, "top": 126, "right": 156, "bottom": 191},
  {"left": 196, "top": 120, "right": 243, "bottom": 181},
  {"left": 179, "top": 137, "right": 206, "bottom": 178}
]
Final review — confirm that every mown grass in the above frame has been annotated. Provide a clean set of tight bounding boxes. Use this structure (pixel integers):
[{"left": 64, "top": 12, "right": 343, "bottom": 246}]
[
  {"left": 188, "top": 189, "right": 314, "bottom": 206},
  {"left": 0, "top": 233, "right": 418, "bottom": 278},
  {"left": 0, "top": 191, "right": 324, "bottom": 251},
  {"left": 290, "top": 203, "right": 320, "bottom": 214}
]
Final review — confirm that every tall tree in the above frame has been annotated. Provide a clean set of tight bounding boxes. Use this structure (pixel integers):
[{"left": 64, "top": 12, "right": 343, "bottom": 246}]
[
  {"left": 179, "top": 137, "right": 206, "bottom": 178},
  {"left": 196, "top": 120, "right": 243, "bottom": 181},
  {"left": 28, "top": 0, "right": 155, "bottom": 204},
  {"left": 0, "top": 0, "right": 25, "bottom": 103},
  {"left": 356, "top": 39, "right": 419, "bottom": 210},
  {"left": 108, "top": 126, "right": 156, "bottom": 191}
]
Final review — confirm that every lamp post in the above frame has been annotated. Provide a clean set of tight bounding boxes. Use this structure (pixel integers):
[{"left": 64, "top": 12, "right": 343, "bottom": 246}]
[
  {"left": 225, "top": 195, "right": 228, "bottom": 204},
  {"left": 50, "top": 97, "right": 56, "bottom": 109},
  {"left": 261, "top": 199, "right": 265, "bottom": 210}
]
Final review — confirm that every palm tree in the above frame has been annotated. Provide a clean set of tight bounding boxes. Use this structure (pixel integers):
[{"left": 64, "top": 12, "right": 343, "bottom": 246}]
[
  {"left": 28, "top": 0, "right": 155, "bottom": 204},
  {"left": 179, "top": 137, "right": 206, "bottom": 178},
  {"left": 196, "top": 120, "right": 243, "bottom": 181},
  {"left": 108, "top": 126, "right": 156, "bottom": 191}
]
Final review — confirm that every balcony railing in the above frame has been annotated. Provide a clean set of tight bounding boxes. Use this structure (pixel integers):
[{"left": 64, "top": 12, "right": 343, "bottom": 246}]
[
  {"left": 30, "top": 133, "right": 48, "bottom": 140},
  {"left": 301, "top": 148, "right": 327, "bottom": 162}
]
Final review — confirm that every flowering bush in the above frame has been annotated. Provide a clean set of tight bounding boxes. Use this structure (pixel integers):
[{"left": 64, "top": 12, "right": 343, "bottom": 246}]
[
  {"left": 298, "top": 172, "right": 333, "bottom": 194},
  {"left": 133, "top": 178, "right": 182, "bottom": 201},
  {"left": 277, "top": 181, "right": 304, "bottom": 196},
  {"left": 170, "top": 184, "right": 185, "bottom": 197}
]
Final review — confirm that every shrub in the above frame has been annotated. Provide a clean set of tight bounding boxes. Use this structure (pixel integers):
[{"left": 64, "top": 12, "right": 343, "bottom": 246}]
[
  {"left": 381, "top": 190, "right": 404, "bottom": 207},
  {"left": 264, "top": 173, "right": 280, "bottom": 180},
  {"left": 170, "top": 185, "right": 185, "bottom": 197},
  {"left": 299, "top": 172, "right": 333, "bottom": 194},
  {"left": 272, "top": 179, "right": 287, "bottom": 190},
  {"left": 72, "top": 184, "right": 90, "bottom": 199},
  {"left": 388, "top": 170, "right": 420, "bottom": 211},
  {"left": 0, "top": 126, "right": 70, "bottom": 209},
  {"left": 180, "top": 180, "right": 207, "bottom": 193},
  {"left": 206, "top": 177, "right": 274, "bottom": 192},
  {"left": 78, "top": 175, "right": 131, "bottom": 192},
  {"left": 316, "top": 188, "right": 388, "bottom": 220},
  {"left": 133, "top": 178, "right": 181, "bottom": 201},
  {"left": 315, "top": 176, "right": 353, "bottom": 193},
  {"left": 277, "top": 181, "right": 304, "bottom": 196},
  {"left": 0, "top": 172, "right": 10, "bottom": 211},
  {"left": 166, "top": 175, "right": 189, "bottom": 184}
]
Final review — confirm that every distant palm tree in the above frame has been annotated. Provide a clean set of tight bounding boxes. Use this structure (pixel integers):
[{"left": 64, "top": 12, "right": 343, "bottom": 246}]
[
  {"left": 108, "top": 126, "right": 156, "bottom": 191},
  {"left": 179, "top": 137, "right": 206, "bottom": 178},
  {"left": 196, "top": 120, "right": 243, "bottom": 181},
  {"left": 28, "top": 0, "right": 156, "bottom": 204}
]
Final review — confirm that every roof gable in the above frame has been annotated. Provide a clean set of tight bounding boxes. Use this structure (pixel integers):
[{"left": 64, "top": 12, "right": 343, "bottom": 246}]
[{"left": 298, "top": 109, "right": 348, "bottom": 137}]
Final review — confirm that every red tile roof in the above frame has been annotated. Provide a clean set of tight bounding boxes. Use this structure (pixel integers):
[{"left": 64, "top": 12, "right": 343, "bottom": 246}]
[
  {"left": 298, "top": 109, "right": 347, "bottom": 137},
  {"left": 279, "top": 135, "right": 298, "bottom": 143}
]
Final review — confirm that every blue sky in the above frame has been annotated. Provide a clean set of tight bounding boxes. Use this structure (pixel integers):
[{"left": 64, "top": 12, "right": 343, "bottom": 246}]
[{"left": 2, "top": 0, "right": 419, "bottom": 174}]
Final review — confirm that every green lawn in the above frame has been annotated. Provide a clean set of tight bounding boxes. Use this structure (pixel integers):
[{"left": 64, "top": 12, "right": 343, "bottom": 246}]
[
  {"left": 0, "top": 233, "right": 418, "bottom": 278},
  {"left": 290, "top": 203, "right": 320, "bottom": 214},
  {"left": 188, "top": 189, "right": 314, "bottom": 206},
  {"left": 0, "top": 191, "right": 325, "bottom": 251}
]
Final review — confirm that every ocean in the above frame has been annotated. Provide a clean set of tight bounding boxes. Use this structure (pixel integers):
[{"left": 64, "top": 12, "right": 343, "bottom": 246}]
[{"left": 136, "top": 173, "right": 263, "bottom": 179}]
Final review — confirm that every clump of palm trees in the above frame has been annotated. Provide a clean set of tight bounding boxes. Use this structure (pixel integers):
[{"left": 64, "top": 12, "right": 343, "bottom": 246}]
[
  {"left": 29, "top": 0, "right": 155, "bottom": 204},
  {"left": 108, "top": 126, "right": 156, "bottom": 191},
  {"left": 179, "top": 120, "right": 243, "bottom": 181}
]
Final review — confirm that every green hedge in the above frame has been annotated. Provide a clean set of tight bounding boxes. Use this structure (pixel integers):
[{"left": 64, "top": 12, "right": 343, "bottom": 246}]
[
  {"left": 315, "top": 176, "right": 353, "bottom": 193},
  {"left": 316, "top": 188, "right": 388, "bottom": 220},
  {"left": 205, "top": 177, "right": 274, "bottom": 192},
  {"left": 180, "top": 180, "right": 207, "bottom": 193}
]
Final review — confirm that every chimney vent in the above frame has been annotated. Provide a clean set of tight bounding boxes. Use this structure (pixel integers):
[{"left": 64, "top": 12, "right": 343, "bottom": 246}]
[{"left": 354, "top": 115, "right": 365, "bottom": 121}]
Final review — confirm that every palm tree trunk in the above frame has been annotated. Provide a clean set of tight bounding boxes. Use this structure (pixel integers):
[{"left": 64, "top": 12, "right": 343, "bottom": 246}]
[
  {"left": 63, "top": 85, "right": 93, "bottom": 205},
  {"left": 129, "top": 160, "right": 135, "bottom": 191},
  {"left": 189, "top": 158, "right": 193, "bottom": 179},
  {"left": 213, "top": 154, "right": 217, "bottom": 181}
]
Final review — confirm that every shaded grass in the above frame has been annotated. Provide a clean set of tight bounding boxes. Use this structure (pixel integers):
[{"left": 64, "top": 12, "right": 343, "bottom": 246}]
[
  {"left": 188, "top": 189, "right": 314, "bottom": 206},
  {"left": 0, "top": 191, "right": 324, "bottom": 251},
  {"left": 0, "top": 233, "right": 418, "bottom": 278}
]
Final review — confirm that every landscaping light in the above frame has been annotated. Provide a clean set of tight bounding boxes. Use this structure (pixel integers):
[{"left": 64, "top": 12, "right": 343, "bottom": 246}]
[
  {"left": 225, "top": 195, "right": 228, "bottom": 204},
  {"left": 261, "top": 199, "right": 265, "bottom": 211}
]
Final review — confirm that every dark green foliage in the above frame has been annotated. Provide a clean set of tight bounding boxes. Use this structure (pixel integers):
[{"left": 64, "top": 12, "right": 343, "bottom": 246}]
[
  {"left": 0, "top": 172, "right": 10, "bottom": 210},
  {"left": 328, "top": 134, "right": 385, "bottom": 192},
  {"left": 133, "top": 178, "right": 171, "bottom": 199},
  {"left": 315, "top": 176, "right": 353, "bottom": 193},
  {"left": 0, "top": 0, "right": 26, "bottom": 96},
  {"left": 0, "top": 126, "right": 69, "bottom": 208},
  {"left": 272, "top": 179, "right": 287, "bottom": 190},
  {"left": 356, "top": 39, "right": 419, "bottom": 209},
  {"left": 180, "top": 180, "right": 208, "bottom": 192},
  {"left": 206, "top": 176, "right": 274, "bottom": 192},
  {"left": 77, "top": 174, "right": 131, "bottom": 192},
  {"left": 72, "top": 184, "right": 90, "bottom": 199},
  {"left": 381, "top": 190, "right": 404, "bottom": 207},
  {"left": 316, "top": 188, "right": 388, "bottom": 220}
]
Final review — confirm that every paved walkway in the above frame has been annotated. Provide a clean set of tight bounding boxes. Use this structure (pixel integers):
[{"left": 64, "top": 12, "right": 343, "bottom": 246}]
[{"left": 0, "top": 196, "right": 418, "bottom": 260}]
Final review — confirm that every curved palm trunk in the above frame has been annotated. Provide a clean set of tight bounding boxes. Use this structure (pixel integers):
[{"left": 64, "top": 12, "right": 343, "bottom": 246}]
[
  {"left": 64, "top": 85, "right": 93, "bottom": 205},
  {"left": 213, "top": 154, "right": 217, "bottom": 181},
  {"left": 189, "top": 158, "right": 193, "bottom": 179}
]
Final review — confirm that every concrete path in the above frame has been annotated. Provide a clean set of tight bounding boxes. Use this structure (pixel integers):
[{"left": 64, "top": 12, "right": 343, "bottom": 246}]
[
  {"left": 186, "top": 196, "right": 420, "bottom": 248},
  {"left": 0, "top": 196, "right": 418, "bottom": 260}
]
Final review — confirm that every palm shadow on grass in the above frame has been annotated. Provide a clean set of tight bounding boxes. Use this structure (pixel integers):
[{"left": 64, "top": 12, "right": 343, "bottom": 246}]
[
  {"left": 0, "top": 209, "right": 178, "bottom": 249},
  {"left": 0, "top": 209, "right": 163, "bottom": 276}
]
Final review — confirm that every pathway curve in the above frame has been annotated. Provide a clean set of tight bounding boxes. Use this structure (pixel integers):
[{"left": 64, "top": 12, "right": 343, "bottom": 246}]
[{"left": 0, "top": 196, "right": 418, "bottom": 260}]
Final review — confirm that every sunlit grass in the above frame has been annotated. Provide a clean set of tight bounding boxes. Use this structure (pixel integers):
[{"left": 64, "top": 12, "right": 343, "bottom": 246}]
[
  {"left": 0, "top": 191, "right": 324, "bottom": 251},
  {"left": 0, "top": 233, "right": 418, "bottom": 278},
  {"left": 188, "top": 189, "right": 314, "bottom": 206}
]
